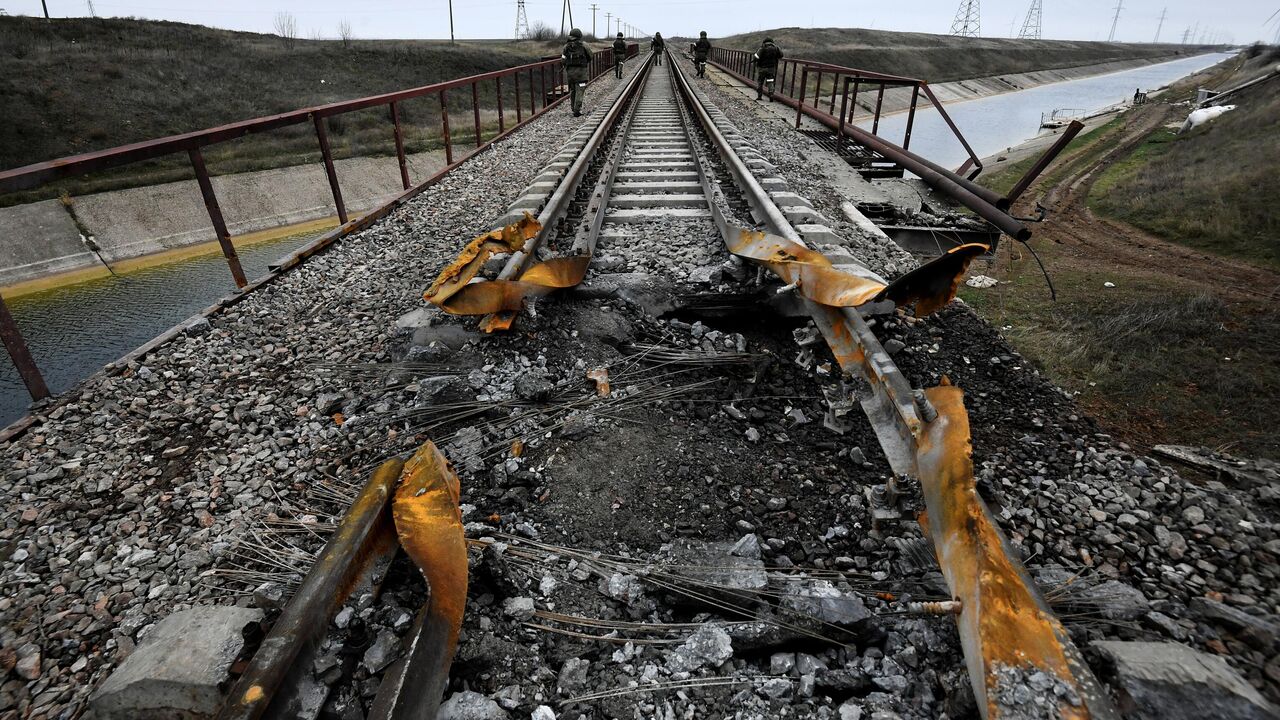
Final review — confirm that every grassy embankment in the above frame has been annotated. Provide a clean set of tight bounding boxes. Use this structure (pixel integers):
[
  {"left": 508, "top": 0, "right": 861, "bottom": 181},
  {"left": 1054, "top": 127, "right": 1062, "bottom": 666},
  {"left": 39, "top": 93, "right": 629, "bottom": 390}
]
[
  {"left": 966, "top": 49, "right": 1280, "bottom": 460},
  {"left": 0, "top": 17, "right": 568, "bottom": 205},
  {"left": 718, "top": 27, "right": 1214, "bottom": 83}
]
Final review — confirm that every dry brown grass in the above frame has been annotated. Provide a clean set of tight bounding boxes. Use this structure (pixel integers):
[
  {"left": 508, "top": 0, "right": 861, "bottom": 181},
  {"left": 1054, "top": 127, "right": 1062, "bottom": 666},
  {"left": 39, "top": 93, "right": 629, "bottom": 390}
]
[{"left": 717, "top": 27, "right": 1217, "bottom": 83}]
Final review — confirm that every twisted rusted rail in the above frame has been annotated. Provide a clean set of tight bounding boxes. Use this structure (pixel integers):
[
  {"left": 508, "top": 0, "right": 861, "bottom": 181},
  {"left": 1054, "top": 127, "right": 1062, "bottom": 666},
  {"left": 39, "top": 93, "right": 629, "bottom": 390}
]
[{"left": 668, "top": 55, "right": 1117, "bottom": 719}]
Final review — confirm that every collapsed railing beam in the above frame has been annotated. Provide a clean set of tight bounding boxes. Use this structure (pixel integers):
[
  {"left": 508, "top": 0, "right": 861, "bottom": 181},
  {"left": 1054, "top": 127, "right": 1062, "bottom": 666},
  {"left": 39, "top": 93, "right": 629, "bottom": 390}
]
[{"left": 1005, "top": 119, "right": 1085, "bottom": 205}]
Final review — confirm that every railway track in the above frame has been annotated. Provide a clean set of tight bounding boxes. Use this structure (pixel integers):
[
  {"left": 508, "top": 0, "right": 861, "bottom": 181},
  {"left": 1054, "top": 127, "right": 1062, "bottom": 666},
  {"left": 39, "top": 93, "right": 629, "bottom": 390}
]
[{"left": 214, "top": 52, "right": 1120, "bottom": 720}]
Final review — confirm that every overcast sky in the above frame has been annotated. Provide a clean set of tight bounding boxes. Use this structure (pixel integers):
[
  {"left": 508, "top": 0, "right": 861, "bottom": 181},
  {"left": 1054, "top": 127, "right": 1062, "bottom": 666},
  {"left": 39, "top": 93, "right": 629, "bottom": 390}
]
[{"left": 8, "top": 0, "right": 1273, "bottom": 44}]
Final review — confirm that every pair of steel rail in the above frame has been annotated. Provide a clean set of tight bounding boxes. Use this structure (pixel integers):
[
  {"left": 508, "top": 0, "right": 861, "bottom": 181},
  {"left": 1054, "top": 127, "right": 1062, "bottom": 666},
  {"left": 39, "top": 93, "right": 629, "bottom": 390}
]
[{"left": 215, "top": 51, "right": 1116, "bottom": 720}]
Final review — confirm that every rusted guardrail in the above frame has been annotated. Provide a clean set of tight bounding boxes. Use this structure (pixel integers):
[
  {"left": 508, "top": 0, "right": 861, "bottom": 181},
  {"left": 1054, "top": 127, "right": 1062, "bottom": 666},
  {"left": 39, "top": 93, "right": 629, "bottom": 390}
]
[
  {"left": 0, "top": 43, "right": 638, "bottom": 407},
  {"left": 708, "top": 47, "right": 983, "bottom": 177},
  {"left": 705, "top": 48, "right": 1031, "bottom": 240}
]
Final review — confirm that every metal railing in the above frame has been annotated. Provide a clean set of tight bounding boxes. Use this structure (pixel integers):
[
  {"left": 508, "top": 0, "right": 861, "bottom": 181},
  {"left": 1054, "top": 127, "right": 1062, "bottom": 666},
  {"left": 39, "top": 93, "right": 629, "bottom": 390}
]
[
  {"left": 704, "top": 47, "right": 1033, "bottom": 241},
  {"left": 708, "top": 47, "right": 983, "bottom": 177},
  {"left": 0, "top": 44, "right": 638, "bottom": 407}
]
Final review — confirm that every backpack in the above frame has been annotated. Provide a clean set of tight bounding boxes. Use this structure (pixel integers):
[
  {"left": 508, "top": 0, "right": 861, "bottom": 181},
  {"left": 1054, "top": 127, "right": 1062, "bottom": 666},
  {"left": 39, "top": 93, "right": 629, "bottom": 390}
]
[
  {"left": 757, "top": 43, "right": 781, "bottom": 66},
  {"left": 613, "top": 39, "right": 627, "bottom": 55},
  {"left": 565, "top": 40, "right": 589, "bottom": 67}
]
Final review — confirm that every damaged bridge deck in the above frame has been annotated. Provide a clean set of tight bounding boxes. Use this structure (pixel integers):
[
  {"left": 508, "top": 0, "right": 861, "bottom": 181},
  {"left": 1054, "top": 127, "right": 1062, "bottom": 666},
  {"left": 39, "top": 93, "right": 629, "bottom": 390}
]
[{"left": 1, "top": 43, "right": 1277, "bottom": 720}]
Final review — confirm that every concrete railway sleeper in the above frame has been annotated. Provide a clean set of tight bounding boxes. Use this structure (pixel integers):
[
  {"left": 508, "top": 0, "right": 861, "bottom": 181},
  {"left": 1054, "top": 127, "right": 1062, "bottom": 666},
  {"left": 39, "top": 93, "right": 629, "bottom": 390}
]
[{"left": 203, "top": 50, "right": 1132, "bottom": 720}]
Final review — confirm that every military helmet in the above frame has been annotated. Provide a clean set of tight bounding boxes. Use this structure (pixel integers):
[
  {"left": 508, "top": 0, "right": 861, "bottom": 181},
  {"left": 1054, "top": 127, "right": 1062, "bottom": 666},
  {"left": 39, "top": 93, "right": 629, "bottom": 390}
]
[
  {"left": 763, "top": 37, "right": 773, "bottom": 43},
  {"left": 617, "top": 32, "right": 624, "bottom": 37},
  {"left": 570, "top": 28, "right": 583, "bottom": 38},
  {"left": 700, "top": 31, "right": 707, "bottom": 37}
]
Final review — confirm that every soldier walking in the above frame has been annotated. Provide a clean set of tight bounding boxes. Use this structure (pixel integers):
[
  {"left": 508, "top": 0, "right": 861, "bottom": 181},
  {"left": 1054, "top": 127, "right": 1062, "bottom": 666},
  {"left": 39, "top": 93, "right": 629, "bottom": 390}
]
[
  {"left": 651, "top": 32, "right": 665, "bottom": 66},
  {"left": 693, "top": 31, "right": 711, "bottom": 77},
  {"left": 752, "top": 37, "right": 783, "bottom": 100},
  {"left": 613, "top": 32, "right": 627, "bottom": 78},
  {"left": 561, "top": 28, "right": 593, "bottom": 117}
]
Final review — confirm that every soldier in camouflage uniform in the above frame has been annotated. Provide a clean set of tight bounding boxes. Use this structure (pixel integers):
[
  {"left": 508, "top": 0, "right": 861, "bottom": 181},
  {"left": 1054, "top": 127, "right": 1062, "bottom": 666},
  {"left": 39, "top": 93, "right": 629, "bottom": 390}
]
[
  {"left": 650, "top": 32, "right": 665, "bottom": 66},
  {"left": 561, "top": 28, "right": 593, "bottom": 117},
  {"left": 613, "top": 32, "right": 627, "bottom": 78},
  {"left": 693, "top": 31, "right": 711, "bottom": 77},
  {"left": 752, "top": 37, "right": 783, "bottom": 101}
]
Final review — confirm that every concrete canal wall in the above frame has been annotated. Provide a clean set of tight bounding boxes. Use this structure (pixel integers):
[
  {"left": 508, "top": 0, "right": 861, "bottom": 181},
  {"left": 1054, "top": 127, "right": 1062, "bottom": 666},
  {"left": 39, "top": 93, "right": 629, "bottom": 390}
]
[{"left": 0, "top": 150, "right": 448, "bottom": 289}]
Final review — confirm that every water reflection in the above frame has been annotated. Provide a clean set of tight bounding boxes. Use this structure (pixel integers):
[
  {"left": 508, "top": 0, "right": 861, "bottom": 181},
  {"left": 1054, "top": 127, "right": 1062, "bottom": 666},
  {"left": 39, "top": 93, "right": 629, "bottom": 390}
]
[
  {"left": 0, "top": 230, "right": 324, "bottom": 425},
  {"left": 860, "top": 53, "right": 1233, "bottom": 170}
]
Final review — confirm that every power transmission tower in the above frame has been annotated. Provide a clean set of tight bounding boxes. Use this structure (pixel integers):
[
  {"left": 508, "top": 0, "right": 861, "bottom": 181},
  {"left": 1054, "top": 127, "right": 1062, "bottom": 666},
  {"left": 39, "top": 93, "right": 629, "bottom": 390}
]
[
  {"left": 950, "top": 0, "right": 981, "bottom": 37},
  {"left": 560, "top": 0, "right": 574, "bottom": 36},
  {"left": 41, "top": 0, "right": 49, "bottom": 19},
  {"left": 86, "top": 0, "right": 96, "bottom": 17},
  {"left": 1107, "top": 0, "right": 1122, "bottom": 41},
  {"left": 1018, "top": 0, "right": 1042, "bottom": 39},
  {"left": 1153, "top": 7, "right": 1166, "bottom": 42},
  {"left": 590, "top": 3, "right": 598, "bottom": 36},
  {"left": 515, "top": 0, "right": 529, "bottom": 39}
]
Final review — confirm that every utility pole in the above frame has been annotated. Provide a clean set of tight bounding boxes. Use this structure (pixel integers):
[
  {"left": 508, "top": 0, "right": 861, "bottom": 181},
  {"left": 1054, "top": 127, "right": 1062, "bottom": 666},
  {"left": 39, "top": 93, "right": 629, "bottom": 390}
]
[
  {"left": 605, "top": 12, "right": 612, "bottom": 36},
  {"left": 1154, "top": 7, "right": 1166, "bottom": 43},
  {"left": 41, "top": 0, "right": 49, "bottom": 19},
  {"left": 560, "top": 0, "right": 574, "bottom": 35},
  {"left": 1107, "top": 0, "right": 1123, "bottom": 41},
  {"left": 590, "top": 3, "right": 598, "bottom": 37},
  {"left": 448, "top": 0, "right": 455, "bottom": 43}
]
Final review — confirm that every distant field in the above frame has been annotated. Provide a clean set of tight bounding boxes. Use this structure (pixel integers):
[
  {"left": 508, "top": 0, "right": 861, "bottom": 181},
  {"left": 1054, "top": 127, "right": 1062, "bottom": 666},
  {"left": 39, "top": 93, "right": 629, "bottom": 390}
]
[
  {"left": 1091, "top": 50, "right": 1280, "bottom": 270},
  {"left": 716, "top": 27, "right": 1215, "bottom": 83},
  {"left": 0, "top": 17, "right": 563, "bottom": 204}
]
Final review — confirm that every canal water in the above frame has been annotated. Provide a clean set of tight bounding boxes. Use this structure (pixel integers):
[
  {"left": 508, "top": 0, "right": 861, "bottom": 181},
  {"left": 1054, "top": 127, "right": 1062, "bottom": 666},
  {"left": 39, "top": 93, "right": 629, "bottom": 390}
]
[
  {"left": 0, "top": 52, "right": 1235, "bottom": 428},
  {"left": 0, "top": 231, "right": 323, "bottom": 426},
  {"left": 859, "top": 52, "right": 1234, "bottom": 171}
]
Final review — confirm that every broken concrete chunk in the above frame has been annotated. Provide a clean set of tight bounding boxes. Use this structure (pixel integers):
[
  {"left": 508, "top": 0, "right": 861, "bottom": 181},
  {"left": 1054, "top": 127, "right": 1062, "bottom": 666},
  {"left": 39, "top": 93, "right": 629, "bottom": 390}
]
[
  {"left": 436, "top": 690, "right": 510, "bottom": 720},
  {"left": 729, "top": 533, "right": 762, "bottom": 560},
  {"left": 780, "top": 578, "right": 870, "bottom": 625},
  {"left": 362, "top": 630, "right": 403, "bottom": 674},
  {"left": 666, "top": 623, "right": 733, "bottom": 672},
  {"left": 658, "top": 538, "right": 768, "bottom": 604},
  {"left": 89, "top": 605, "right": 263, "bottom": 719},
  {"left": 1189, "top": 596, "right": 1279, "bottom": 649},
  {"left": 502, "top": 596, "right": 536, "bottom": 619},
  {"left": 557, "top": 657, "right": 590, "bottom": 693},
  {"left": 1092, "top": 640, "right": 1279, "bottom": 719}
]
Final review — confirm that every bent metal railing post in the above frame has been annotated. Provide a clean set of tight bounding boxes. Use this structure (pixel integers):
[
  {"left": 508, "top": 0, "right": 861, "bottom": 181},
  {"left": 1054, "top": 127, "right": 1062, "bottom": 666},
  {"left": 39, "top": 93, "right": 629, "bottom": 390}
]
[
  {"left": 188, "top": 146, "right": 248, "bottom": 287},
  {"left": 313, "top": 114, "right": 349, "bottom": 224},
  {"left": 708, "top": 48, "right": 984, "bottom": 179},
  {"left": 0, "top": 44, "right": 638, "bottom": 408},
  {"left": 0, "top": 296, "right": 49, "bottom": 402}
]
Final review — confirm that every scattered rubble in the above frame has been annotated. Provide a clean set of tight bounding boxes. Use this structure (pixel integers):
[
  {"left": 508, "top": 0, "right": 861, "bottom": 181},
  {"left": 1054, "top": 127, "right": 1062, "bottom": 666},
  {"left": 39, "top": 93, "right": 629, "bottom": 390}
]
[{"left": 88, "top": 606, "right": 263, "bottom": 719}]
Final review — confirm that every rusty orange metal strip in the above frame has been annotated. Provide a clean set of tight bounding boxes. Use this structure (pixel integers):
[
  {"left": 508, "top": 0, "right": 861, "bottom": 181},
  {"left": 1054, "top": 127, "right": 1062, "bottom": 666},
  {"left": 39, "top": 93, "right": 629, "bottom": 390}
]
[
  {"left": 917, "top": 381, "right": 1116, "bottom": 719},
  {"left": 728, "top": 227, "right": 988, "bottom": 317},
  {"left": 369, "top": 442, "right": 469, "bottom": 719},
  {"left": 666, "top": 56, "right": 1114, "bottom": 720}
]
